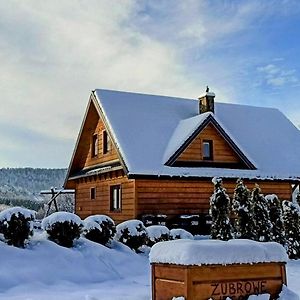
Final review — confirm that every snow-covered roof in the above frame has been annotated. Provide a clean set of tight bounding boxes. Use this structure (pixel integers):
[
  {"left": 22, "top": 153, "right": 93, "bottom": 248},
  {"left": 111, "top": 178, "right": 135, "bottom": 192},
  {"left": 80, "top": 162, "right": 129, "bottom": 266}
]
[
  {"left": 93, "top": 89, "right": 300, "bottom": 181},
  {"left": 149, "top": 239, "right": 288, "bottom": 265}
]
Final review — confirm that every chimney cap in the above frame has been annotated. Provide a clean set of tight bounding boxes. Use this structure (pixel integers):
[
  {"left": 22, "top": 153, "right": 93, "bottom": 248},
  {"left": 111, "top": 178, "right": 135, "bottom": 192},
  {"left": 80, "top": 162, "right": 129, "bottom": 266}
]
[{"left": 198, "top": 89, "right": 215, "bottom": 99}]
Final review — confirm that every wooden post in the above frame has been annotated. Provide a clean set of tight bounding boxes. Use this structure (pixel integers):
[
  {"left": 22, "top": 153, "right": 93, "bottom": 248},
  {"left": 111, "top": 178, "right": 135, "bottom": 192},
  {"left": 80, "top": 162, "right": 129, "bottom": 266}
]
[{"left": 41, "top": 188, "right": 74, "bottom": 218}]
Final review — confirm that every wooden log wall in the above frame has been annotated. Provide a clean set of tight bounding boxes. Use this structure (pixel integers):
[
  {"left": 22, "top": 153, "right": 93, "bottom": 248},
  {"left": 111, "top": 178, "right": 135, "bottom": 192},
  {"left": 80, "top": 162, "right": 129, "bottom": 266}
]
[
  {"left": 177, "top": 123, "right": 240, "bottom": 164},
  {"left": 70, "top": 101, "right": 119, "bottom": 174},
  {"left": 136, "top": 178, "right": 292, "bottom": 217},
  {"left": 75, "top": 170, "right": 135, "bottom": 223}
]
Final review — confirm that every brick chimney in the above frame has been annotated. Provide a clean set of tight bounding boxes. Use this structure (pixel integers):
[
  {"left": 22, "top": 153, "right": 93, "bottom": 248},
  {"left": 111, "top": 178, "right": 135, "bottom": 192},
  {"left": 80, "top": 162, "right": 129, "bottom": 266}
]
[{"left": 198, "top": 86, "right": 215, "bottom": 114}]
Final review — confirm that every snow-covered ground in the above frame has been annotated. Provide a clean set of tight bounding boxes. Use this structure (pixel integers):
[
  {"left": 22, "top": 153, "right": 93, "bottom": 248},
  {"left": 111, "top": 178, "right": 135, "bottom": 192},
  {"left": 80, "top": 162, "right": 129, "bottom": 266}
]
[{"left": 0, "top": 233, "right": 299, "bottom": 300}]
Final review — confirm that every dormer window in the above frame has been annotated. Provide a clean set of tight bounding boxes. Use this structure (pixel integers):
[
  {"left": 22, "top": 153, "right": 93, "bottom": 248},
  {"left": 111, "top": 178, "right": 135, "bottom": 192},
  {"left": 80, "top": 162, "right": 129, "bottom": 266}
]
[
  {"left": 92, "top": 134, "right": 98, "bottom": 157},
  {"left": 203, "top": 140, "right": 213, "bottom": 160},
  {"left": 103, "top": 130, "right": 111, "bottom": 154}
]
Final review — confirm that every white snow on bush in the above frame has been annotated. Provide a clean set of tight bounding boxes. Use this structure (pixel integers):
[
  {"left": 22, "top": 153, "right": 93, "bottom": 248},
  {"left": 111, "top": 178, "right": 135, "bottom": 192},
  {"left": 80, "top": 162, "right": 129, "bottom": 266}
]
[
  {"left": 265, "top": 194, "right": 278, "bottom": 202},
  {"left": 84, "top": 214, "right": 114, "bottom": 225},
  {"left": 116, "top": 220, "right": 146, "bottom": 238},
  {"left": 150, "top": 239, "right": 288, "bottom": 266},
  {"left": 42, "top": 212, "right": 83, "bottom": 230},
  {"left": 147, "top": 225, "right": 169, "bottom": 242},
  {"left": 0, "top": 206, "right": 36, "bottom": 222},
  {"left": 83, "top": 220, "right": 101, "bottom": 231},
  {"left": 170, "top": 228, "right": 194, "bottom": 240}
]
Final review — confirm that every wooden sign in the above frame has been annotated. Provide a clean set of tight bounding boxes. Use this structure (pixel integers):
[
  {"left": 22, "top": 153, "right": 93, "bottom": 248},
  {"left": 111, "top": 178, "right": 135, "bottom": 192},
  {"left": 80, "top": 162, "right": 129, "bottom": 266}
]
[{"left": 152, "top": 262, "right": 286, "bottom": 300}]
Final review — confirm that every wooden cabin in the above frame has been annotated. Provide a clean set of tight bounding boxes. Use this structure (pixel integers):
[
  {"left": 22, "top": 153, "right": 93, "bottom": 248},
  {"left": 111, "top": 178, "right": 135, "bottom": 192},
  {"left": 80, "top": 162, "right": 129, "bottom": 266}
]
[{"left": 64, "top": 89, "right": 300, "bottom": 226}]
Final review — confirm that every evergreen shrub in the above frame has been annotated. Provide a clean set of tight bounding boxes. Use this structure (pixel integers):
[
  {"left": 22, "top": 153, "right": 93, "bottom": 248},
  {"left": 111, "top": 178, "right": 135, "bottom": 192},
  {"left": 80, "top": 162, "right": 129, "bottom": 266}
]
[
  {"left": 169, "top": 228, "right": 194, "bottom": 240},
  {"left": 146, "top": 225, "right": 170, "bottom": 246},
  {"left": 210, "top": 177, "right": 233, "bottom": 241},
  {"left": 116, "top": 219, "right": 148, "bottom": 252},
  {"left": 232, "top": 179, "right": 256, "bottom": 239},
  {"left": 0, "top": 207, "right": 36, "bottom": 247},
  {"left": 251, "top": 184, "right": 273, "bottom": 242},
  {"left": 282, "top": 200, "right": 300, "bottom": 259},
  {"left": 83, "top": 215, "right": 116, "bottom": 246},
  {"left": 42, "top": 212, "right": 83, "bottom": 247},
  {"left": 266, "top": 194, "right": 286, "bottom": 246}
]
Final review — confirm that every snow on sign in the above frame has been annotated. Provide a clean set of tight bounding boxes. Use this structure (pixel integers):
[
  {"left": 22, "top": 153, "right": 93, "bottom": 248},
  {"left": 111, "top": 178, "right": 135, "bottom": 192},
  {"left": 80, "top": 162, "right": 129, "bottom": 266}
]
[{"left": 150, "top": 239, "right": 288, "bottom": 300}]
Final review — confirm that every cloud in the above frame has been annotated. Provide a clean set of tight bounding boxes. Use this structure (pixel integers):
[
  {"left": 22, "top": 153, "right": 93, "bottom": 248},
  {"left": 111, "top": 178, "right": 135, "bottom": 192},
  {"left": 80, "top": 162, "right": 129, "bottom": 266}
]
[{"left": 257, "top": 63, "right": 299, "bottom": 87}]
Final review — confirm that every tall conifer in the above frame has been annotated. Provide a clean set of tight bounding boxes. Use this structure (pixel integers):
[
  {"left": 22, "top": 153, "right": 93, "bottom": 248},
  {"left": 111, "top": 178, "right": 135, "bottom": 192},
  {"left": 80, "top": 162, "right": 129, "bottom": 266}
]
[
  {"left": 210, "top": 177, "right": 233, "bottom": 241},
  {"left": 282, "top": 200, "right": 300, "bottom": 259},
  {"left": 232, "top": 179, "right": 256, "bottom": 239},
  {"left": 251, "top": 184, "right": 273, "bottom": 242}
]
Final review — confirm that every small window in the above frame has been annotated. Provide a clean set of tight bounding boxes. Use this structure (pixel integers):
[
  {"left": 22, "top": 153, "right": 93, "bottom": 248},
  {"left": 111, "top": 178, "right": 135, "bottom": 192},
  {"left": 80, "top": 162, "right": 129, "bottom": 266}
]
[
  {"left": 110, "top": 185, "right": 121, "bottom": 211},
  {"left": 92, "top": 134, "right": 98, "bottom": 157},
  {"left": 103, "top": 130, "right": 111, "bottom": 154},
  {"left": 90, "top": 187, "right": 96, "bottom": 200},
  {"left": 203, "top": 140, "right": 213, "bottom": 160}
]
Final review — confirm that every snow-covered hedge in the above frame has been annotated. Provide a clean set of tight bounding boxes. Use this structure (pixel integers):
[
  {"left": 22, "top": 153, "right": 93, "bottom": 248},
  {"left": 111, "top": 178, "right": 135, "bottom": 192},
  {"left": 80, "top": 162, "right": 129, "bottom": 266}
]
[
  {"left": 83, "top": 215, "right": 116, "bottom": 246},
  {"left": 170, "top": 228, "right": 194, "bottom": 240},
  {"left": 146, "top": 225, "right": 170, "bottom": 246},
  {"left": 42, "top": 212, "right": 83, "bottom": 248},
  {"left": 0, "top": 206, "right": 36, "bottom": 247},
  {"left": 115, "top": 219, "right": 148, "bottom": 252}
]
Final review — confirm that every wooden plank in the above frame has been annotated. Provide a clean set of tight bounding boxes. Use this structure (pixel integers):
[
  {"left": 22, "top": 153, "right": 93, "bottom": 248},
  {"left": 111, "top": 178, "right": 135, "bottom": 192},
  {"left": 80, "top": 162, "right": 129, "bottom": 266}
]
[
  {"left": 176, "top": 123, "right": 240, "bottom": 164},
  {"left": 75, "top": 173, "right": 136, "bottom": 223},
  {"left": 152, "top": 263, "right": 286, "bottom": 300},
  {"left": 136, "top": 179, "right": 292, "bottom": 217}
]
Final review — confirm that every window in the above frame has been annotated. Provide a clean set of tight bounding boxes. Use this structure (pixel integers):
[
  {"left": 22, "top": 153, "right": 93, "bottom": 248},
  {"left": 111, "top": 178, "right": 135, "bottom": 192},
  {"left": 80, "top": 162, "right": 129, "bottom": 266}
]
[
  {"left": 203, "top": 140, "right": 213, "bottom": 160},
  {"left": 103, "top": 130, "right": 111, "bottom": 154},
  {"left": 90, "top": 187, "right": 96, "bottom": 200},
  {"left": 92, "top": 134, "right": 98, "bottom": 157},
  {"left": 110, "top": 185, "right": 121, "bottom": 211}
]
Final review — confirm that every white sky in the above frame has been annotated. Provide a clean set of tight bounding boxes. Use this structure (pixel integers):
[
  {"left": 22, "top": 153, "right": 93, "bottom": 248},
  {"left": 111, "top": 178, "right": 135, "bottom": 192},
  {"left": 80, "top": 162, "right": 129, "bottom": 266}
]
[{"left": 0, "top": 0, "right": 299, "bottom": 167}]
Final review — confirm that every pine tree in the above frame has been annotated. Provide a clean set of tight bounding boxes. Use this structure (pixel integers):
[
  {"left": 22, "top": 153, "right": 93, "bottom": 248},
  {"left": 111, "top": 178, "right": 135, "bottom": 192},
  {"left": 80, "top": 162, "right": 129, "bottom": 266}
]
[
  {"left": 282, "top": 200, "right": 300, "bottom": 259},
  {"left": 296, "top": 190, "right": 300, "bottom": 207},
  {"left": 251, "top": 184, "right": 273, "bottom": 242},
  {"left": 232, "top": 179, "right": 256, "bottom": 239},
  {"left": 265, "top": 194, "right": 286, "bottom": 246},
  {"left": 210, "top": 177, "right": 233, "bottom": 241}
]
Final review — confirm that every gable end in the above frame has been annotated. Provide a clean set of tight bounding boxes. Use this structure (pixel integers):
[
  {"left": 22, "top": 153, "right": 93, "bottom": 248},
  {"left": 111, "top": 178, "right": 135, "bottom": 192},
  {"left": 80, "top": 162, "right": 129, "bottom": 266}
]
[{"left": 165, "top": 115, "right": 256, "bottom": 170}]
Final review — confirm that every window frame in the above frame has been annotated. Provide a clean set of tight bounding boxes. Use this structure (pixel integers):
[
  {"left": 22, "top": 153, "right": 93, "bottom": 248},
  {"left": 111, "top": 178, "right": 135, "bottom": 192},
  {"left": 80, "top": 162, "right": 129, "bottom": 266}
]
[
  {"left": 91, "top": 134, "right": 98, "bottom": 157},
  {"left": 110, "top": 184, "right": 122, "bottom": 212},
  {"left": 102, "top": 130, "right": 111, "bottom": 154},
  {"left": 90, "top": 187, "right": 96, "bottom": 200},
  {"left": 202, "top": 139, "right": 213, "bottom": 160}
]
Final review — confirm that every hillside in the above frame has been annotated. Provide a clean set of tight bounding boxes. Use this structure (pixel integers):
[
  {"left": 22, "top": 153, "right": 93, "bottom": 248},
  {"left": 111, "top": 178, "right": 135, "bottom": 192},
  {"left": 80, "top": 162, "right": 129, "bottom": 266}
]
[
  {"left": 0, "top": 168, "right": 68, "bottom": 211},
  {"left": 0, "top": 168, "right": 67, "bottom": 200}
]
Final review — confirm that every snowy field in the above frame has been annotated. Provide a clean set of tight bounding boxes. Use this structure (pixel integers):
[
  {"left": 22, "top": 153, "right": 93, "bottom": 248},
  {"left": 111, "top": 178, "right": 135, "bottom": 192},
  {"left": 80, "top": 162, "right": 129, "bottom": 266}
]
[{"left": 0, "top": 233, "right": 299, "bottom": 300}]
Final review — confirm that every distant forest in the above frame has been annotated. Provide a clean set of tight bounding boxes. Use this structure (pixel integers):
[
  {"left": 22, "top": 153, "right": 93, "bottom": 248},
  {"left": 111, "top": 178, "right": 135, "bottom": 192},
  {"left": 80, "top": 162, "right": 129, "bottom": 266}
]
[{"left": 0, "top": 168, "right": 70, "bottom": 213}]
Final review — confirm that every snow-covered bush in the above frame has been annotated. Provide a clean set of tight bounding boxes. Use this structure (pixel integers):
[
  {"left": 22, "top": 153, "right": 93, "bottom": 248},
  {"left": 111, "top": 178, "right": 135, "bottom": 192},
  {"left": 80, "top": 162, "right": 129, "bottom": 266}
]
[
  {"left": 0, "top": 207, "right": 36, "bottom": 247},
  {"left": 232, "top": 179, "right": 256, "bottom": 239},
  {"left": 210, "top": 177, "right": 233, "bottom": 241},
  {"left": 115, "top": 220, "right": 148, "bottom": 252},
  {"left": 83, "top": 215, "right": 116, "bottom": 246},
  {"left": 251, "top": 184, "right": 273, "bottom": 242},
  {"left": 266, "top": 194, "right": 286, "bottom": 246},
  {"left": 146, "top": 225, "right": 170, "bottom": 246},
  {"left": 169, "top": 228, "right": 194, "bottom": 240},
  {"left": 42, "top": 212, "right": 83, "bottom": 248},
  {"left": 282, "top": 200, "right": 300, "bottom": 259}
]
